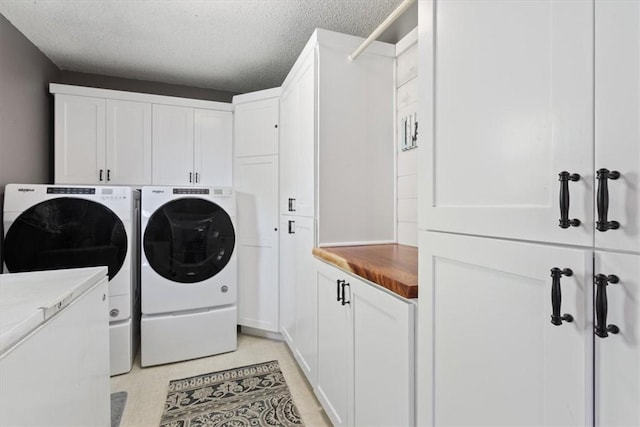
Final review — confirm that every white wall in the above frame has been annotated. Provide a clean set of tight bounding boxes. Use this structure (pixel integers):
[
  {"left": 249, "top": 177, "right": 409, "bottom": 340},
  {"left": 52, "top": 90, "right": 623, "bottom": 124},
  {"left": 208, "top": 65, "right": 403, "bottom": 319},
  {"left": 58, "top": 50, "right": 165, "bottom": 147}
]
[{"left": 396, "top": 29, "right": 418, "bottom": 247}]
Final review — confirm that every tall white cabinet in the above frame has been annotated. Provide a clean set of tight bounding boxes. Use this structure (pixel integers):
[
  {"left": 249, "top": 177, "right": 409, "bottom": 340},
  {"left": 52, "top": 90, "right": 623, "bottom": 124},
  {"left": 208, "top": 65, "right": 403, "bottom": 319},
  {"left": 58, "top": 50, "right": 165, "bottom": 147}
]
[
  {"left": 278, "top": 29, "right": 396, "bottom": 386},
  {"left": 233, "top": 88, "right": 281, "bottom": 333},
  {"left": 417, "top": 1, "right": 640, "bottom": 426}
]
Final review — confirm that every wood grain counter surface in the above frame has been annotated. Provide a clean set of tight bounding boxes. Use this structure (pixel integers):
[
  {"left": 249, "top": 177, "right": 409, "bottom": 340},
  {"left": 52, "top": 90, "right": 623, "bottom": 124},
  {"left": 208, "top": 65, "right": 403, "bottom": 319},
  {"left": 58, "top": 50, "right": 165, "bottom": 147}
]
[{"left": 312, "top": 244, "right": 418, "bottom": 299}]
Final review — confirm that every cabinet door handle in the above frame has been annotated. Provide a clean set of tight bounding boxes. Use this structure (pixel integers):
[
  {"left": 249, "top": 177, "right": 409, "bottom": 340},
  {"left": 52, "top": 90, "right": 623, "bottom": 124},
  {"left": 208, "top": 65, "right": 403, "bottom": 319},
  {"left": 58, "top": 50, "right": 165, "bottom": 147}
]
[
  {"left": 189, "top": 172, "right": 193, "bottom": 183},
  {"left": 288, "top": 198, "right": 293, "bottom": 212},
  {"left": 107, "top": 169, "right": 111, "bottom": 182},
  {"left": 337, "top": 279, "right": 345, "bottom": 302},
  {"left": 99, "top": 169, "right": 104, "bottom": 182},
  {"left": 195, "top": 172, "right": 200, "bottom": 183},
  {"left": 341, "top": 281, "right": 351, "bottom": 305},
  {"left": 594, "top": 274, "right": 620, "bottom": 338},
  {"left": 558, "top": 172, "right": 581, "bottom": 228},
  {"left": 288, "top": 220, "right": 295, "bottom": 234},
  {"left": 596, "top": 168, "right": 620, "bottom": 232},
  {"left": 550, "top": 268, "right": 574, "bottom": 325}
]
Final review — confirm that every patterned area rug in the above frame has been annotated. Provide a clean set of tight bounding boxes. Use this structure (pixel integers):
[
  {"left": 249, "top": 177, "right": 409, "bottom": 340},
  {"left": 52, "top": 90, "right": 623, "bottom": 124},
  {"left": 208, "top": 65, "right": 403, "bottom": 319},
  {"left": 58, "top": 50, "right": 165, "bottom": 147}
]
[{"left": 160, "top": 360, "right": 305, "bottom": 427}]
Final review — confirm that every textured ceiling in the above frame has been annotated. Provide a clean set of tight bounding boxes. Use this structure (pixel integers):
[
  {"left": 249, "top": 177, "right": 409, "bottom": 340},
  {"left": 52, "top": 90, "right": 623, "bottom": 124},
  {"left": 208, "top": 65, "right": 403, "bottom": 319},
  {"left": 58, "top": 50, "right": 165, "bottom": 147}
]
[{"left": 0, "top": 0, "right": 414, "bottom": 94}]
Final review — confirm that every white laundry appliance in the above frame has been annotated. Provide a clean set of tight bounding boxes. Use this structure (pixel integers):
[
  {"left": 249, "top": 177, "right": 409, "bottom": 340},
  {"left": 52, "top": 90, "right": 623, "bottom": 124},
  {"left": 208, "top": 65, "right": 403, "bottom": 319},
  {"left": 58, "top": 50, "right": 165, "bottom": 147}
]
[
  {"left": 140, "top": 186, "right": 237, "bottom": 366},
  {"left": 2, "top": 184, "right": 140, "bottom": 376}
]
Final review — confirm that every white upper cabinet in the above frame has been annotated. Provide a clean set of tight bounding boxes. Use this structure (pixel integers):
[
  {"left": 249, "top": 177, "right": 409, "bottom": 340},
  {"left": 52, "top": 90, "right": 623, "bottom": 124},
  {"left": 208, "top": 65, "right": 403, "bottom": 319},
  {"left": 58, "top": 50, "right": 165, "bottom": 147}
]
[
  {"left": 234, "top": 97, "right": 279, "bottom": 157},
  {"left": 54, "top": 94, "right": 106, "bottom": 185},
  {"left": 418, "top": 0, "right": 594, "bottom": 247},
  {"left": 153, "top": 105, "right": 232, "bottom": 187},
  {"left": 594, "top": 0, "right": 640, "bottom": 253},
  {"left": 195, "top": 108, "right": 232, "bottom": 187},
  {"left": 152, "top": 104, "right": 194, "bottom": 185},
  {"left": 105, "top": 99, "right": 152, "bottom": 186}
]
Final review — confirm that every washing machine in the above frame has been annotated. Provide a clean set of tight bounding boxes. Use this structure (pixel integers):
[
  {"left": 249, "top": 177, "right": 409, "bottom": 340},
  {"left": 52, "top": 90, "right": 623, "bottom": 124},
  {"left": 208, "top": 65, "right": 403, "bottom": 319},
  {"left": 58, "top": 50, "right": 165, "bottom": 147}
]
[
  {"left": 2, "top": 184, "right": 140, "bottom": 376},
  {"left": 140, "top": 186, "right": 237, "bottom": 367}
]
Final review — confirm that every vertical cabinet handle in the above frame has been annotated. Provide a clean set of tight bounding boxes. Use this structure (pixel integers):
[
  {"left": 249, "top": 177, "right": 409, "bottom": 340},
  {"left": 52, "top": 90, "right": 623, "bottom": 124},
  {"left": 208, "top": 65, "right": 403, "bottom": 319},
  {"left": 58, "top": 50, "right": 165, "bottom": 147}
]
[
  {"left": 99, "top": 169, "right": 104, "bottom": 182},
  {"left": 550, "top": 268, "right": 574, "bottom": 325},
  {"left": 107, "top": 169, "right": 111, "bottom": 182},
  {"left": 337, "top": 279, "right": 345, "bottom": 302},
  {"left": 341, "top": 281, "right": 351, "bottom": 305},
  {"left": 189, "top": 172, "right": 193, "bottom": 183},
  {"left": 558, "top": 172, "right": 581, "bottom": 228},
  {"left": 288, "top": 198, "right": 292, "bottom": 212},
  {"left": 596, "top": 168, "right": 620, "bottom": 232},
  {"left": 288, "top": 220, "right": 295, "bottom": 234},
  {"left": 594, "top": 274, "right": 620, "bottom": 338},
  {"left": 195, "top": 172, "right": 199, "bottom": 183},
  {"left": 288, "top": 198, "right": 297, "bottom": 212}
]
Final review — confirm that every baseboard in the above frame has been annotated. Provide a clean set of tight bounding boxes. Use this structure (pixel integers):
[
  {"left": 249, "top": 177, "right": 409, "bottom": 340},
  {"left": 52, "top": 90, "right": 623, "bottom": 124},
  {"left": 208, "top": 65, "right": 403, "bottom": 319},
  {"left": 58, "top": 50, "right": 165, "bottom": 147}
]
[{"left": 239, "top": 325, "right": 283, "bottom": 341}]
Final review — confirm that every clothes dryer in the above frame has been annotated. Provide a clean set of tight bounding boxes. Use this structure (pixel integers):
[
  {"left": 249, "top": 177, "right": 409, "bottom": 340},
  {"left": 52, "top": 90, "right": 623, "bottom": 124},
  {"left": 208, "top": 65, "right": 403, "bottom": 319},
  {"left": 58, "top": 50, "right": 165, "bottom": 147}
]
[
  {"left": 2, "top": 184, "right": 140, "bottom": 376},
  {"left": 140, "top": 186, "right": 237, "bottom": 366}
]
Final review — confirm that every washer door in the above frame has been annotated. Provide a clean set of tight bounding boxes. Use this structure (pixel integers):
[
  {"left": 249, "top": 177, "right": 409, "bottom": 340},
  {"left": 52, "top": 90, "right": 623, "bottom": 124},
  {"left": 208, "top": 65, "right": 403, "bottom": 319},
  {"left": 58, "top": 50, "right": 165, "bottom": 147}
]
[
  {"left": 4, "top": 198, "right": 127, "bottom": 280},
  {"left": 143, "top": 198, "right": 235, "bottom": 284}
]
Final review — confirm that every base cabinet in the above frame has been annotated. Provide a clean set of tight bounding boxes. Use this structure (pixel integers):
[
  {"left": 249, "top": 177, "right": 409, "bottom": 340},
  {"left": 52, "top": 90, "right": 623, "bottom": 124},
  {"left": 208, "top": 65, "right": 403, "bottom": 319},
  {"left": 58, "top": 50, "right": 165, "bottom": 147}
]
[{"left": 315, "top": 259, "right": 416, "bottom": 426}]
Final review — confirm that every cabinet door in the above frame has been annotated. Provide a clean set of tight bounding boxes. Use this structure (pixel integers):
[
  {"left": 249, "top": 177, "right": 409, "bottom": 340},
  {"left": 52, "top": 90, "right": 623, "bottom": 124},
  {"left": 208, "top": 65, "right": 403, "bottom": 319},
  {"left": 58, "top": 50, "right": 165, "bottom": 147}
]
[
  {"left": 418, "top": 231, "right": 592, "bottom": 426},
  {"left": 315, "top": 260, "right": 351, "bottom": 427},
  {"left": 352, "top": 278, "right": 414, "bottom": 427},
  {"left": 279, "top": 85, "right": 298, "bottom": 215},
  {"left": 234, "top": 98, "right": 279, "bottom": 157},
  {"left": 152, "top": 104, "right": 194, "bottom": 185},
  {"left": 294, "top": 216, "right": 317, "bottom": 385},
  {"left": 594, "top": 0, "right": 640, "bottom": 253},
  {"left": 54, "top": 94, "right": 105, "bottom": 184},
  {"left": 279, "top": 215, "right": 296, "bottom": 347},
  {"left": 195, "top": 109, "right": 232, "bottom": 187},
  {"left": 418, "top": 1, "right": 593, "bottom": 246},
  {"left": 235, "top": 155, "right": 279, "bottom": 332},
  {"left": 594, "top": 251, "right": 640, "bottom": 427},
  {"left": 295, "top": 53, "right": 316, "bottom": 218},
  {"left": 105, "top": 99, "right": 151, "bottom": 186}
]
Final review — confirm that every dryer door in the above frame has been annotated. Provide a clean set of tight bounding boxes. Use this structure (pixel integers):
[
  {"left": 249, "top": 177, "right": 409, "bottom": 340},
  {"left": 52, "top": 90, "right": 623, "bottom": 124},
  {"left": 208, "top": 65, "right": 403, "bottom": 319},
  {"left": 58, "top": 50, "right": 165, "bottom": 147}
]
[
  {"left": 143, "top": 198, "right": 235, "bottom": 283},
  {"left": 4, "top": 198, "right": 127, "bottom": 280}
]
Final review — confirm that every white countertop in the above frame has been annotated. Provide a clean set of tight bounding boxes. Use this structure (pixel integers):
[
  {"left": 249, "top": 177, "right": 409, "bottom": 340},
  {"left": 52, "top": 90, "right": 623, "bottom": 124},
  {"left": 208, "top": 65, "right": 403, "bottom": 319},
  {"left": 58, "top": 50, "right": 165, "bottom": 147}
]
[{"left": 0, "top": 267, "right": 108, "bottom": 355}]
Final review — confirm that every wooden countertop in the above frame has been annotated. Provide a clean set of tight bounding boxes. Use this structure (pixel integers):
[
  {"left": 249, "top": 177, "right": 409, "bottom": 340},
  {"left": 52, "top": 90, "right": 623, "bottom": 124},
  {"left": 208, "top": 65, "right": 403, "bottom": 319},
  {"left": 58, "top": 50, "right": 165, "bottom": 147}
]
[{"left": 312, "top": 244, "right": 418, "bottom": 299}]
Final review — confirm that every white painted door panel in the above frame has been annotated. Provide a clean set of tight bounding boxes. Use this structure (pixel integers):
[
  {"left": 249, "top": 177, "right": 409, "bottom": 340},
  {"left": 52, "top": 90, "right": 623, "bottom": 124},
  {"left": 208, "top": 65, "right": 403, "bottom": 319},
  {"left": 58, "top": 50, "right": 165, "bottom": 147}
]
[
  {"left": 152, "top": 104, "right": 194, "bottom": 185},
  {"left": 279, "top": 215, "right": 296, "bottom": 347},
  {"left": 105, "top": 99, "right": 151, "bottom": 186},
  {"left": 295, "top": 53, "right": 316, "bottom": 219},
  {"left": 418, "top": 231, "right": 592, "bottom": 426},
  {"left": 595, "top": 0, "right": 640, "bottom": 253},
  {"left": 594, "top": 251, "right": 640, "bottom": 427},
  {"left": 195, "top": 109, "right": 232, "bottom": 187},
  {"left": 279, "top": 86, "right": 298, "bottom": 215},
  {"left": 352, "top": 277, "right": 414, "bottom": 427},
  {"left": 418, "top": 0, "right": 594, "bottom": 247},
  {"left": 234, "top": 98, "right": 279, "bottom": 157},
  {"left": 294, "top": 216, "right": 317, "bottom": 385},
  {"left": 54, "top": 94, "right": 105, "bottom": 184},
  {"left": 315, "top": 260, "right": 351, "bottom": 427},
  {"left": 235, "top": 155, "right": 279, "bottom": 332}
]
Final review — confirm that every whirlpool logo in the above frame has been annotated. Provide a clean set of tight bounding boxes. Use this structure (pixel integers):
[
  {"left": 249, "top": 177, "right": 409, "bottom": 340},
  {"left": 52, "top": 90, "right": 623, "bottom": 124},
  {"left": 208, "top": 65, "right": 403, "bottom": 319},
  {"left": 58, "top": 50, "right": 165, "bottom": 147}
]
[
  {"left": 151, "top": 190, "right": 165, "bottom": 194},
  {"left": 17, "top": 188, "right": 35, "bottom": 192}
]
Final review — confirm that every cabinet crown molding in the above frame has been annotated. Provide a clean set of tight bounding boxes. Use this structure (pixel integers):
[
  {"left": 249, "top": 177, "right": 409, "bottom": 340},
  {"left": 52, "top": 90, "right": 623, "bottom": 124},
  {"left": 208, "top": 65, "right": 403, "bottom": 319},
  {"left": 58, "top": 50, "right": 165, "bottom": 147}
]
[{"left": 49, "top": 83, "right": 233, "bottom": 111}]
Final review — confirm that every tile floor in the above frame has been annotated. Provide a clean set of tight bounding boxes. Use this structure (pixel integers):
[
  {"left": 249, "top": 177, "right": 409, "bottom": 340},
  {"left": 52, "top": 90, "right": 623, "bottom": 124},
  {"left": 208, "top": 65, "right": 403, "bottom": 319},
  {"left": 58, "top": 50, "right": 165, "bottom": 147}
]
[{"left": 110, "top": 332, "right": 332, "bottom": 427}]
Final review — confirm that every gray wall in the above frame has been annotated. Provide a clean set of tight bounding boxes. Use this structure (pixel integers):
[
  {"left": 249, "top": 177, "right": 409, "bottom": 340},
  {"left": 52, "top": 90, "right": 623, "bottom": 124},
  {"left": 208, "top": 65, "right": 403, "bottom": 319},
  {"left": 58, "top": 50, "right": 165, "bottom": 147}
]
[
  {"left": 0, "top": 13, "right": 59, "bottom": 192},
  {"left": 57, "top": 71, "right": 237, "bottom": 103}
]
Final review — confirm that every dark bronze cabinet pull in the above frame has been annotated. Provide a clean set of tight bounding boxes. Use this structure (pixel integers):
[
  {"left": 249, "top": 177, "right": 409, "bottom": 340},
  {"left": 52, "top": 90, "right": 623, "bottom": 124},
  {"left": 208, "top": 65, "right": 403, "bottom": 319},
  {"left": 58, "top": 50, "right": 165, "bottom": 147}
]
[
  {"left": 341, "top": 281, "right": 351, "bottom": 305},
  {"left": 337, "top": 279, "right": 345, "bottom": 302},
  {"left": 596, "top": 168, "right": 620, "bottom": 232},
  {"left": 99, "top": 169, "right": 104, "bottom": 181},
  {"left": 558, "top": 172, "right": 581, "bottom": 228},
  {"left": 594, "top": 274, "right": 620, "bottom": 338},
  {"left": 550, "top": 268, "right": 574, "bottom": 325}
]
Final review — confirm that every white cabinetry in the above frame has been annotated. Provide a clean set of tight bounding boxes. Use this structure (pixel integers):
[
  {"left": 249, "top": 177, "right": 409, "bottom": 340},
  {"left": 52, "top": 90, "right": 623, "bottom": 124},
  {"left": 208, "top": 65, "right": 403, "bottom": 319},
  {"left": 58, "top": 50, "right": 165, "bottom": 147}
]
[
  {"left": 315, "top": 259, "right": 415, "bottom": 427},
  {"left": 153, "top": 105, "right": 232, "bottom": 186},
  {"left": 54, "top": 94, "right": 152, "bottom": 185},
  {"left": 233, "top": 89, "right": 280, "bottom": 333},
  {"left": 417, "top": 1, "right": 640, "bottom": 426},
  {"left": 278, "top": 29, "right": 395, "bottom": 389}
]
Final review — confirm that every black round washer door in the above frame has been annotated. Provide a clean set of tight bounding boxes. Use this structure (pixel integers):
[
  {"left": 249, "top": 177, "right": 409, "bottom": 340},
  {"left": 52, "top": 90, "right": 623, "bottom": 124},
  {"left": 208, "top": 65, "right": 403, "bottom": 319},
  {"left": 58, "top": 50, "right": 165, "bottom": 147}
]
[
  {"left": 4, "top": 198, "right": 127, "bottom": 280},
  {"left": 143, "top": 198, "right": 235, "bottom": 284}
]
